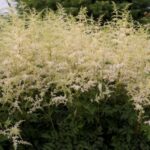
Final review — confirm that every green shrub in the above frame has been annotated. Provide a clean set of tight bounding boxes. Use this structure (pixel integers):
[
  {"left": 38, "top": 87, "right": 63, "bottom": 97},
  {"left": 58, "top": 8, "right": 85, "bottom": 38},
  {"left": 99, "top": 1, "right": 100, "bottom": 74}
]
[
  {"left": 0, "top": 9, "right": 150, "bottom": 149},
  {"left": 17, "top": 0, "right": 150, "bottom": 23}
]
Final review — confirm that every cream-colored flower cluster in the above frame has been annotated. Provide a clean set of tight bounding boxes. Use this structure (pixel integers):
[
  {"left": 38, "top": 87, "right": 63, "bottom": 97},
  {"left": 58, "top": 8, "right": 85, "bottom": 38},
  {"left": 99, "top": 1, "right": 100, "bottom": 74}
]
[{"left": 0, "top": 9, "right": 149, "bottom": 149}]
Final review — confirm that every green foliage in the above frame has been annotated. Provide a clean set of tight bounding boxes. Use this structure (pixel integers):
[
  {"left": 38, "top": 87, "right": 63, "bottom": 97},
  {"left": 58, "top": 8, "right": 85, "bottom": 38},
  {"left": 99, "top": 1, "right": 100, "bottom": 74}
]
[
  {"left": 1, "top": 83, "right": 150, "bottom": 150},
  {"left": 17, "top": 0, "right": 150, "bottom": 23}
]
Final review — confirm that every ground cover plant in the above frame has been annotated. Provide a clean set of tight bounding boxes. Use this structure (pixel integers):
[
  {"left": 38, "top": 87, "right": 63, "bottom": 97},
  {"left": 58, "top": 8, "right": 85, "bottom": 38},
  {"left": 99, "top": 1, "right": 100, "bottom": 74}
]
[{"left": 0, "top": 7, "right": 150, "bottom": 149}]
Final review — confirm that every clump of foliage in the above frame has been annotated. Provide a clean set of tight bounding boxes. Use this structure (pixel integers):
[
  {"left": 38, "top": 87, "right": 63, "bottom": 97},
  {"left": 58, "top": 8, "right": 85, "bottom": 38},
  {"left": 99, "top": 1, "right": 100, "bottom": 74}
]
[
  {"left": 17, "top": 0, "right": 150, "bottom": 23},
  {"left": 0, "top": 8, "right": 150, "bottom": 149}
]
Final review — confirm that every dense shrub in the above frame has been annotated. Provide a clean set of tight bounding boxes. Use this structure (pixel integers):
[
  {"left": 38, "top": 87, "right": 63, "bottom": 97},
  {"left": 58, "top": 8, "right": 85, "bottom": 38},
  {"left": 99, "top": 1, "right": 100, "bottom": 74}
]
[
  {"left": 0, "top": 9, "right": 150, "bottom": 149},
  {"left": 17, "top": 0, "right": 150, "bottom": 23}
]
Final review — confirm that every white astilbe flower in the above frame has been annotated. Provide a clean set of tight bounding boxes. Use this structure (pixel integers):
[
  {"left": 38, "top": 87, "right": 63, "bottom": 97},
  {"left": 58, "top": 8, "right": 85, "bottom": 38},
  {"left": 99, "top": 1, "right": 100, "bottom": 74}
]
[
  {"left": 71, "top": 84, "right": 81, "bottom": 91},
  {"left": 0, "top": 121, "right": 31, "bottom": 150},
  {"left": 28, "top": 96, "right": 43, "bottom": 114},
  {"left": 0, "top": 8, "right": 149, "bottom": 149},
  {"left": 51, "top": 96, "right": 68, "bottom": 105}
]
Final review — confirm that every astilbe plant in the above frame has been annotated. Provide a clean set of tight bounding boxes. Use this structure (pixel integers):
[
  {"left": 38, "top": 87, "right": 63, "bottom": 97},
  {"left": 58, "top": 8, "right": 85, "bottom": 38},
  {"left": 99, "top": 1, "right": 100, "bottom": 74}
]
[{"left": 0, "top": 7, "right": 149, "bottom": 149}]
